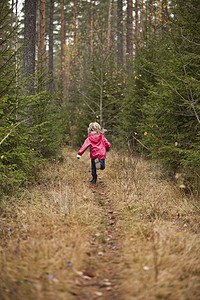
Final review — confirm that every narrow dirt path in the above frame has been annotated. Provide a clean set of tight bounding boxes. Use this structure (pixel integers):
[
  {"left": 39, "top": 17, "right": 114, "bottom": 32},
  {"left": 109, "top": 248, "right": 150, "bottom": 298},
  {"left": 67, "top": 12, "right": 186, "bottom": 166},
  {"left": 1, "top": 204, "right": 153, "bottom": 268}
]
[{"left": 69, "top": 169, "right": 123, "bottom": 299}]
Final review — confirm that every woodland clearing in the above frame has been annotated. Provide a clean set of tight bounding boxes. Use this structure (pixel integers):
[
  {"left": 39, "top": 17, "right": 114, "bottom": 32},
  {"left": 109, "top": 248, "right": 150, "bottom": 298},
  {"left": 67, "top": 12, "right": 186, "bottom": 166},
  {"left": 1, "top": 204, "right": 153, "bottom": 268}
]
[{"left": 0, "top": 147, "right": 200, "bottom": 300}]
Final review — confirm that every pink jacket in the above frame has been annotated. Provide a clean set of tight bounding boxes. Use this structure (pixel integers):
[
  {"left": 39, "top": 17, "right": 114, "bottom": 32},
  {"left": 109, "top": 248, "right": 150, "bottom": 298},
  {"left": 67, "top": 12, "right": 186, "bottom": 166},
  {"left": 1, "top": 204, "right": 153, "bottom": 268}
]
[{"left": 78, "top": 133, "right": 111, "bottom": 159}]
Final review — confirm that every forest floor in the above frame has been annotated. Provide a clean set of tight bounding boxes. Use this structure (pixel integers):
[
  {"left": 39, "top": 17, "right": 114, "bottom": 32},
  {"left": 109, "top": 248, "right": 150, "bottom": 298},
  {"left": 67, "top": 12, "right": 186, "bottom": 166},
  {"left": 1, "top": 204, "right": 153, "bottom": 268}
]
[{"left": 1, "top": 147, "right": 200, "bottom": 300}]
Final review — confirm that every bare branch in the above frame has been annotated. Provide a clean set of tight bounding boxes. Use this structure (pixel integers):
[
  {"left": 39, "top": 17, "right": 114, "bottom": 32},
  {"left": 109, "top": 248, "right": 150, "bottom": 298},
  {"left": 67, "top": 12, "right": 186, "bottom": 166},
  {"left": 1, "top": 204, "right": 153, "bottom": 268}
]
[
  {"left": 0, "top": 117, "right": 33, "bottom": 146},
  {"left": 132, "top": 135, "right": 151, "bottom": 151}
]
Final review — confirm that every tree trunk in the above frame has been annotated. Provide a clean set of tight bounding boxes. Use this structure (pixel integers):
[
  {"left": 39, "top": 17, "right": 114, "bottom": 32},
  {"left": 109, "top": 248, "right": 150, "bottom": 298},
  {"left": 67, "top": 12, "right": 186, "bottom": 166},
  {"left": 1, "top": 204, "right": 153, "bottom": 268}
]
[
  {"left": 24, "top": 0, "right": 37, "bottom": 90},
  {"left": 90, "top": 0, "right": 93, "bottom": 58},
  {"left": 10, "top": 0, "right": 14, "bottom": 49},
  {"left": 100, "top": 61, "right": 103, "bottom": 126},
  {"left": 39, "top": 0, "right": 46, "bottom": 69},
  {"left": 15, "top": 0, "right": 19, "bottom": 120},
  {"left": 139, "top": 0, "right": 144, "bottom": 47},
  {"left": 1, "top": 0, "right": 6, "bottom": 51},
  {"left": 60, "top": 0, "right": 64, "bottom": 81},
  {"left": 111, "top": 0, "right": 115, "bottom": 54},
  {"left": 73, "top": 0, "right": 77, "bottom": 65},
  {"left": 117, "top": 0, "right": 123, "bottom": 67},
  {"left": 135, "top": 0, "right": 139, "bottom": 50},
  {"left": 107, "top": 0, "right": 112, "bottom": 53},
  {"left": 126, "top": 0, "right": 133, "bottom": 61},
  {"left": 48, "top": 0, "right": 54, "bottom": 91},
  {"left": 149, "top": 0, "right": 153, "bottom": 36}
]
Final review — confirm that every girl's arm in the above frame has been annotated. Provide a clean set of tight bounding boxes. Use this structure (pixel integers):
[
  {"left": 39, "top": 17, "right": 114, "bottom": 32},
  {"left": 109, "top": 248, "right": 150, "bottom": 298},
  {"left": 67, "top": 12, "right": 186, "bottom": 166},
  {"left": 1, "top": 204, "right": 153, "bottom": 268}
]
[
  {"left": 102, "top": 136, "right": 111, "bottom": 152},
  {"left": 78, "top": 137, "right": 91, "bottom": 156}
]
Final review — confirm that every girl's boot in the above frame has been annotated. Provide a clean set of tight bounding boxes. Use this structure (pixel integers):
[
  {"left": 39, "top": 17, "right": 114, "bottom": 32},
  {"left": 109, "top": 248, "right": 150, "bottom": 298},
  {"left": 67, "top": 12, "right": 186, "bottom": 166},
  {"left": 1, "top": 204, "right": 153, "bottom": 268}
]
[{"left": 90, "top": 174, "right": 97, "bottom": 183}]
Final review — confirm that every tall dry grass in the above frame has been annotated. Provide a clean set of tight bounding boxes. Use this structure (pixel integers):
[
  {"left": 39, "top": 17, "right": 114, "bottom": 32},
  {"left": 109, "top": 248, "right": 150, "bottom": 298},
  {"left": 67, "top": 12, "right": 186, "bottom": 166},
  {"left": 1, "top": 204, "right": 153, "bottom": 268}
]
[
  {"left": 106, "top": 151, "right": 200, "bottom": 300},
  {"left": 0, "top": 148, "right": 102, "bottom": 300},
  {"left": 0, "top": 147, "right": 200, "bottom": 299}
]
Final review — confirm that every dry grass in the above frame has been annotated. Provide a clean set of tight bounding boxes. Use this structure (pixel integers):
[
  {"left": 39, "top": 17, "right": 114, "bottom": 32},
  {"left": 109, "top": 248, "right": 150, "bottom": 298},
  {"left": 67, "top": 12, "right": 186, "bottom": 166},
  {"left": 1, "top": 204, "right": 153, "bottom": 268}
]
[
  {"left": 107, "top": 151, "right": 200, "bottom": 300},
  {"left": 0, "top": 148, "right": 101, "bottom": 300},
  {"left": 0, "top": 147, "right": 200, "bottom": 299}
]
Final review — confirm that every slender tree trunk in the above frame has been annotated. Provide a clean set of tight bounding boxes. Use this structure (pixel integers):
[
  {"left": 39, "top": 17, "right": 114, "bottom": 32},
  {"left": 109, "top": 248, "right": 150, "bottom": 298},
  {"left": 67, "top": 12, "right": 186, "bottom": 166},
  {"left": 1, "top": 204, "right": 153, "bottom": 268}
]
[
  {"left": 10, "top": 0, "right": 14, "bottom": 49},
  {"left": 15, "top": 0, "right": 18, "bottom": 41},
  {"left": 39, "top": 0, "right": 46, "bottom": 69},
  {"left": 1, "top": 0, "right": 6, "bottom": 51},
  {"left": 60, "top": 0, "right": 64, "bottom": 83},
  {"left": 100, "top": 61, "right": 103, "bottom": 126},
  {"left": 90, "top": 0, "right": 94, "bottom": 58},
  {"left": 73, "top": 0, "right": 77, "bottom": 65},
  {"left": 126, "top": 0, "right": 133, "bottom": 61},
  {"left": 135, "top": 0, "right": 139, "bottom": 50},
  {"left": 15, "top": 0, "right": 19, "bottom": 120},
  {"left": 107, "top": 0, "right": 112, "bottom": 53},
  {"left": 24, "top": 0, "right": 37, "bottom": 90},
  {"left": 139, "top": 0, "right": 144, "bottom": 47},
  {"left": 36, "top": 0, "right": 40, "bottom": 66},
  {"left": 149, "top": 0, "right": 153, "bottom": 36},
  {"left": 117, "top": 0, "right": 123, "bottom": 67},
  {"left": 111, "top": 0, "right": 115, "bottom": 54},
  {"left": 48, "top": 0, "right": 54, "bottom": 92}
]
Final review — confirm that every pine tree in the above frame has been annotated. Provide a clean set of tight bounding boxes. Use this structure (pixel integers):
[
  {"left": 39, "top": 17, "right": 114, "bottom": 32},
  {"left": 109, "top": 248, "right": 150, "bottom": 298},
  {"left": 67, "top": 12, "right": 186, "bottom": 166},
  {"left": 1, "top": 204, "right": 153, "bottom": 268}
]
[
  {"left": 39, "top": 0, "right": 46, "bottom": 69},
  {"left": 24, "top": 0, "right": 37, "bottom": 91},
  {"left": 126, "top": 0, "right": 133, "bottom": 63},
  {"left": 117, "top": 0, "right": 123, "bottom": 67},
  {"left": 60, "top": 0, "right": 65, "bottom": 86},
  {"left": 48, "top": 0, "right": 54, "bottom": 92}
]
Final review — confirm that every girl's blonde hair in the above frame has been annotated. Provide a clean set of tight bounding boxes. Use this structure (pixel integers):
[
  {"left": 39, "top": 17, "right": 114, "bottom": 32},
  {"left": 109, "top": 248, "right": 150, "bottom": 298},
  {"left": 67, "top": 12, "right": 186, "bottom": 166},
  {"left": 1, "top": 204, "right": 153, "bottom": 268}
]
[{"left": 88, "top": 122, "right": 106, "bottom": 135}]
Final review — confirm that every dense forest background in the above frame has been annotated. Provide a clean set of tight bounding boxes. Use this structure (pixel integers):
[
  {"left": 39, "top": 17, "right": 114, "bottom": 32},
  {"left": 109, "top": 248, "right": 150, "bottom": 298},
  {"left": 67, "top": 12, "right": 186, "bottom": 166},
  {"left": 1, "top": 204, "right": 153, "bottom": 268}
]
[{"left": 0, "top": 0, "right": 200, "bottom": 194}]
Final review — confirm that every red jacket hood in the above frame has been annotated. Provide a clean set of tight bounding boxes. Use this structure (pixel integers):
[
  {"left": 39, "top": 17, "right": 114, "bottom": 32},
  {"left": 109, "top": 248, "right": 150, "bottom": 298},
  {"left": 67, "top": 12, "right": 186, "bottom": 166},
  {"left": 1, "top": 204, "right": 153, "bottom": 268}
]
[{"left": 88, "top": 133, "right": 102, "bottom": 143}]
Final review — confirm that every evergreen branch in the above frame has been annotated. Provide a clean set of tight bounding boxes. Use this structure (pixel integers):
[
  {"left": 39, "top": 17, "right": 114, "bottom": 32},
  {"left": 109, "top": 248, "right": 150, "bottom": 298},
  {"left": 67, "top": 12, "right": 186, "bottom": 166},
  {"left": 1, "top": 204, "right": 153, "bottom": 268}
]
[
  {"left": 103, "top": 98, "right": 120, "bottom": 109},
  {"left": 0, "top": 115, "right": 41, "bottom": 146},
  {"left": 142, "top": 66, "right": 200, "bottom": 126},
  {"left": 182, "top": 64, "right": 200, "bottom": 125},
  {"left": 77, "top": 90, "right": 96, "bottom": 113},
  {"left": 0, "top": 48, "right": 21, "bottom": 72},
  {"left": 169, "top": 26, "right": 200, "bottom": 126},
  {"left": 180, "top": 29, "right": 200, "bottom": 46},
  {"left": 141, "top": 67, "right": 186, "bottom": 102}
]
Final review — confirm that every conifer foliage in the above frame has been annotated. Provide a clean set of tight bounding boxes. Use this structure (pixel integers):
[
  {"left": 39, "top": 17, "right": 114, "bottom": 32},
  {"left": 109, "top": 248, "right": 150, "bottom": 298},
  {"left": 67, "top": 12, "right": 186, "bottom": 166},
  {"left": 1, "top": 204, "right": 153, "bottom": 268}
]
[
  {"left": 0, "top": 0, "right": 66, "bottom": 194},
  {"left": 1, "top": 0, "right": 200, "bottom": 194}
]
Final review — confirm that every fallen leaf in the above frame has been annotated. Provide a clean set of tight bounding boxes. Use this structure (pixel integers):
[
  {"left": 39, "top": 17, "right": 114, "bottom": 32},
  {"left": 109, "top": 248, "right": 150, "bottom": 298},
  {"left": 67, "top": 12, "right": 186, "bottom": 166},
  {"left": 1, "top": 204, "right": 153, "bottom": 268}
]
[
  {"left": 46, "top": 274, "right": 55, "bottom": 281},
  {"left": 83, "top": 271, "right": 97, "bottom": 278},
  {"left": 94, "top": 291, "right": 103, "bottom": 296},
  {"left": 82, "top": 275, "right": 92, "bottom": 280},
  {"left": 76, "top": 271, "right": 83, "bottom": 276}
]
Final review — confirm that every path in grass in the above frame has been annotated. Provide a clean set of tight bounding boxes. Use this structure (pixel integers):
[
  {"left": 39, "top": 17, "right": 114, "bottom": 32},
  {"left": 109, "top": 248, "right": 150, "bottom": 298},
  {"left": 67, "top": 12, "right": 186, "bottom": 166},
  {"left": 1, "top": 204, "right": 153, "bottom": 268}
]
[{"left": 69, "top": 174, "right": 123, "bottom": 299}]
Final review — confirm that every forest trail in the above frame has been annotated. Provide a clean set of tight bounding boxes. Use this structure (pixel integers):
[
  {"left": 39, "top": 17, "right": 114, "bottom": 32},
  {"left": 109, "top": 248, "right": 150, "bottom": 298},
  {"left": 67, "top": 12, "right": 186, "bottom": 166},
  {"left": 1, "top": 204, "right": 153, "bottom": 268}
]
[
  {"left": 1, "top": 147, "right": 200, "bottom": 300},
  {"left": 70, "top": 173, "right": 123, "bottom": 299}
]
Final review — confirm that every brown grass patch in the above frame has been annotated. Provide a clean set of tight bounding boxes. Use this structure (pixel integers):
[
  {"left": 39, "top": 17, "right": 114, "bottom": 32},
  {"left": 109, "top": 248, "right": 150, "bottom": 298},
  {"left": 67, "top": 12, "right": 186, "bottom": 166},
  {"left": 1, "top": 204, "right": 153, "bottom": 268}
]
[{"left": 106, "top": 151, "right": 200, "bottom": 299}]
